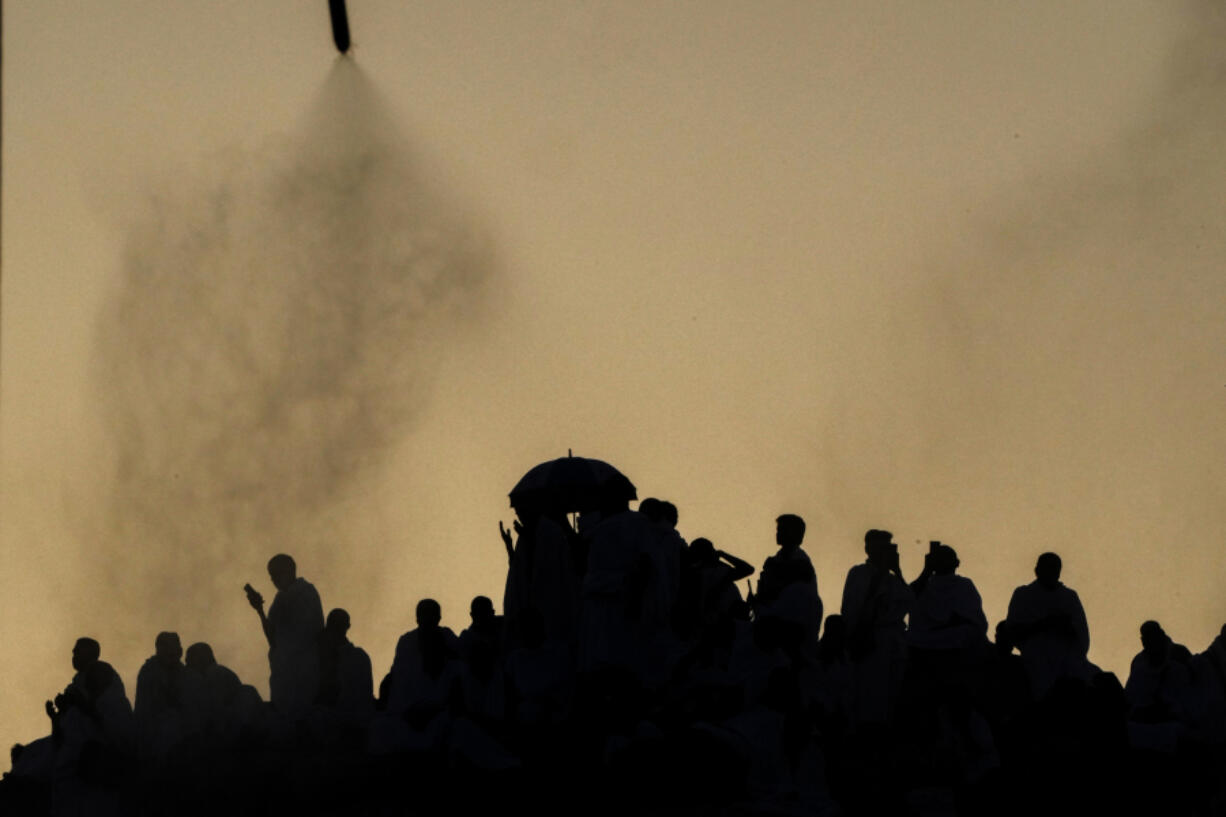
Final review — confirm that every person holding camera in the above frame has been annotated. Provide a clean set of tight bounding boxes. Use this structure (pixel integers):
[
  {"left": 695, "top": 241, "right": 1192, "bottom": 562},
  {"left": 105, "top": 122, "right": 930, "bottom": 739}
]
[{"left": 839, "top": 529, "right": 913, "bottom": 727}]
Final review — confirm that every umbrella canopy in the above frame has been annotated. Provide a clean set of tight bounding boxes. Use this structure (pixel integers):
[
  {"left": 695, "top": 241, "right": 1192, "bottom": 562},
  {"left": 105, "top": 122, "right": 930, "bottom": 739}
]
[{"left": 509, "top": 455, "right": 637, "bottom": 513}]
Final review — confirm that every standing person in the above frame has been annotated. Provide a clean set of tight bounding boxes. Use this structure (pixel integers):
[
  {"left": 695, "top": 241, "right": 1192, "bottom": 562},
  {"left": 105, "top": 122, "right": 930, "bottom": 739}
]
[
  {"left": 752, "top": 514, "right": 822, "bottom": 644},
  {"left": 246, "top": 554, "right": 325, "bottom": 715},
  {"left": 501, "top": 506, "right": 578, "bottom": 652},
  {"left": 840, "top": 529, "right": 914, "bottom": 727},
  {"left": 1004, "top": 552, "right": 1094, "bottom": 701}
]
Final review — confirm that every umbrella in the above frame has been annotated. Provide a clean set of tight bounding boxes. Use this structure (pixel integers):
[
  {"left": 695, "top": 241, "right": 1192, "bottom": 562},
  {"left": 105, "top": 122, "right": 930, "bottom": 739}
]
[{"left": 509, "top": 455, "right": 637, "bottom": 513}]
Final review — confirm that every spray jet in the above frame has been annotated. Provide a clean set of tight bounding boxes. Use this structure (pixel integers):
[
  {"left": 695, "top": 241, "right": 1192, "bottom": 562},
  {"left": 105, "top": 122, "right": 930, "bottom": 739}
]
[{"left": 329, "top": 0, "right": 351, "bottom": 54}]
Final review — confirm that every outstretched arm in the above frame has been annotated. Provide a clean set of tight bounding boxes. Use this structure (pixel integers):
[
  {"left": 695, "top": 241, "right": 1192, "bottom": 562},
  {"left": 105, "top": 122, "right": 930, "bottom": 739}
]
[{"left": 717, "top": 549, "right": 755, "bottom": 582}]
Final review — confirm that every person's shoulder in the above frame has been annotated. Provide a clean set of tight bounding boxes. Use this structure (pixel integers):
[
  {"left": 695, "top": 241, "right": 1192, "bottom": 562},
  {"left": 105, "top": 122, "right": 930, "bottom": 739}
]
[{"left": 1058, "top": 583, "right": 1081, "bottom": 600}]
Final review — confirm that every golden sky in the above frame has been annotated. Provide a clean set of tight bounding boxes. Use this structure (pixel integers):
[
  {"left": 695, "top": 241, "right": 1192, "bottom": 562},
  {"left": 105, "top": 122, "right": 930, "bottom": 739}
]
[{"left": 3, "top": 1, "right": 1224, "bottom": 756}]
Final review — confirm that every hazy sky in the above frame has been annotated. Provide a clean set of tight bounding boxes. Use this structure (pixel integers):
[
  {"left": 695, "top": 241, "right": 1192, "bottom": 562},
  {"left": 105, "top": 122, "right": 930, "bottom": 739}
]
[{"left": 3, "top": 1, "right": 1225, "bottom": 757}]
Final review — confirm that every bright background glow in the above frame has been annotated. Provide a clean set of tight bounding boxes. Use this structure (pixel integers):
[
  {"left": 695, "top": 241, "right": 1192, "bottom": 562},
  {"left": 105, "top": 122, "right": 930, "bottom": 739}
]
[{"left": 3, "top": 1, "right": 1224, "bottom": 761}]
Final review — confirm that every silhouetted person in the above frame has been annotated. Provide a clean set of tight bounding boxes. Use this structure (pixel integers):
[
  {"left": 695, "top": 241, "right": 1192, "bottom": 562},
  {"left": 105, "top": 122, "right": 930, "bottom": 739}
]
[
  {"left": 502, "top": 505, "right": 579, "bottom": 651},
  {"left": 35, "top": 637, "right": 134, "bottom": 779},
  {"left": 1123, "top": 618, "right": 1191, "bottom": 736},
  {"left": 979, "top": 621, "right": 1031, "bottom": 736},
  {"left": 386, "top": 599, "right": 459, "bottom": 717},
  {"left": 907, "top": 544, "right": 988, "bottom": 652},
  {"left": 1188, "top": 623, "right": 1226, "bottom": 744},
  {"left": 840, "top": 529, "right": 913, "bottom": 726},
  {"left": 316, "top": 608, "right": 374, "bottom": 716},
  {"left": 637, "top": 493, "right": 686, "bottom": 637},
  {"left": 183, "top": 642, "right": 262, "bottom": 746},
  {"left": 753, "top": 514, "right": 822, "bottom": 644},
  {"left": 679, "top": 537, "right": 754, "bottom": 635},
  {"left": 1004, "top": 552, "right": 1094, "bottom": 700},
  {"left": 579, "top": 497, "right": 660, "bottom": 680},
  {"left": 458, "top": 596, "right": 505, "bottom": 663},
  {"left": 246, "top": 554, "right": 324, "bottom": 715},
  {"left": 135, "top": 632, "right": 189, "bottom": 763},
  {"left": 371, "top": 599, "right": 463, "bottom": 755}
]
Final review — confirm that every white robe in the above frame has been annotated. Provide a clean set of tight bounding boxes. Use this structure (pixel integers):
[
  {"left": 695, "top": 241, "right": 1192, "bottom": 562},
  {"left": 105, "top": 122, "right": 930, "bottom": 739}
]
[
  {"left": 757, "top": 552, "right": 823, "bottom": 646},
  {"left": 386, "top": 627, "right": 459, "bottom": 716},
  {"left": 908, "top": 574, "right": 988, "bottom": 651},
  {"left": 1005, "top": 580, "right": 1093, "bottom": 699},
  {"left": 579, "top": 510, "right": 657, "bottom": 677},
  {"left": 840, "top": 562, "right": 913, "bottom": 726},
  {"left": 135, "top": 659, "right": 190, "bottom": 763},
  {"left": 503, "top": 515, "right": 579, "bottom": 648}
]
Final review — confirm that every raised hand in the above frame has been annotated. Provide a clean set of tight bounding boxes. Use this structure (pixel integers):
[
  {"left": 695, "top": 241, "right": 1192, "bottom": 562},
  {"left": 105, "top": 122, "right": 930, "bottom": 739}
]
[{"left": 244, "top": 583, "right": 264, "bottom": 611}]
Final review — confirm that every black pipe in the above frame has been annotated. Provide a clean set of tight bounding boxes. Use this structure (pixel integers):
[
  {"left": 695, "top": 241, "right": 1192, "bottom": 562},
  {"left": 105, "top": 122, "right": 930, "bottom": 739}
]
[{"left": 329, "top": 0, "right": 351, "bottom": 54}]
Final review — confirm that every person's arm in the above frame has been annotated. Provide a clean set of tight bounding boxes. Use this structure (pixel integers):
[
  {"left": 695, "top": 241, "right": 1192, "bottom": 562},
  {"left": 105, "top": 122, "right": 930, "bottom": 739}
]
[
  {"left": 245, "top": 584, "right": 274, "bottom": 647},
  {"left": 717, "top": 549, "right": 755, "bottom": 582},
  {"left": 499, "top": 521, "right": 515, "bottom": 562}
]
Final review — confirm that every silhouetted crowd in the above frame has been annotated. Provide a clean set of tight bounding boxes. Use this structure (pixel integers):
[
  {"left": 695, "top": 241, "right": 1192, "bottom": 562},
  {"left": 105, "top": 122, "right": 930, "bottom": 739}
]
[{"left": 5, "top": 498, "right": 1226, "bottom": 816}]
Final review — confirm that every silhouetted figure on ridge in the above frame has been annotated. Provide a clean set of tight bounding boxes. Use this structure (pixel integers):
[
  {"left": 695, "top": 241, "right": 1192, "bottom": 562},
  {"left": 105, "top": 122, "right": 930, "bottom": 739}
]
[
  {"left": 638, "top": 497, "right": 686, "bottom": 634},
  {"left": 1125, "top": 620, "right": 1193, "bottom": 752},
  {"left": 135, "top": 632, "right": 189, "bottom": 764},
  {"left": 48, "top": 638, "right": 133, "bottom": 748},
  {"left": 182, "top": 642, "right": 262, "bottom": 748},
  {"left": 752, "top": 514, "right": 822, "bottom": 645},
  {"left": 903, "top": 545, "right": 999, "bottom": 788},
  {"left": 1004, "top": 552, "right": 1094, "bottom": 700},
  {"left": 501, "top": 505, "right": 580, "bottom": 651},
  {"left": 370, "top": 599, "right": 467, "bottom": 757},
  {"left": 19, "top": 637, "right": 135, "bottom": 784},
  {"left": 678, "top": 537, "right": 754, "bottom": 637},
  {"left": 246, "top": 553, "right": 325, "bottom": 715},
  {"left": 840, "top": 528, "right": 913, "bottom": 727},
  {"left": 578, "top": 497, "right": 660, "bottom": 681},
  {"left": 1187, "top": 624, "right": 1226, "bottom": 745},
  {"left": 907, "top": 544, "right": 988, "bottom": 652},
  {"left": 384, "top": 599, "right": 459, "bottom": 718},
  {"left": 316, "top": 609, "right": 374, "bottom": 717},
  {"left": 458, "top": 596, "right": 505, "bottom": 664}
]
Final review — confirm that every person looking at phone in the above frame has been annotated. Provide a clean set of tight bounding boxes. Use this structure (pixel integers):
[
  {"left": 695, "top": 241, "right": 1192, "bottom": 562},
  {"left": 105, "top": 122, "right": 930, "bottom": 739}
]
[{"left": 246, "top": 554, "right": 324, "bottom": 715}]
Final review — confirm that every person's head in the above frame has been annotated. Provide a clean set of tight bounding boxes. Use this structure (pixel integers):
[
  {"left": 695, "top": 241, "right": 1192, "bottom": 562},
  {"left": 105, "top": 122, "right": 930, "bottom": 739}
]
[
  {"left": 689, "top": 537, "right": 716, "bottom": 564},
  {"left": 416, "top": 598, "right": 442, "bottom": 630},
  {"left": 469, "top": 596, "right": 495, "bottom": 625},
  {"left": 1140, "top": 620, "right": 1169, "bottom": 658},
  {"left": 155, "top": 632, "right": 183, "bottom": 666},
  {"left": 638, "top": 497, "right": 663, "bottom": 523},
  {"left": 1035, "top": 552, "right": 1062, "bottom": 588},
  {"left": 326, "top": 608, "right": 351, "bottom": 636},
  {"left": 932, "top": 544, "right": 959, "bottom": 575},
  {"left": 267, "top": 554, "right": 297, "bottom": 590},
  {"left": 72, "top": 638, "right": 101, "bottom": 672},
  {"left": 184, "top": 642, "right": 215, "bottom": 672},
  {"left": 775, "top": 514, "right": 806, "bottom": 549},
  {"left": 660, "top": 501, "right": 679, "bottom": 529},
  {"left": 864, "top": 529, "right": 895, "bottom": 563}
]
